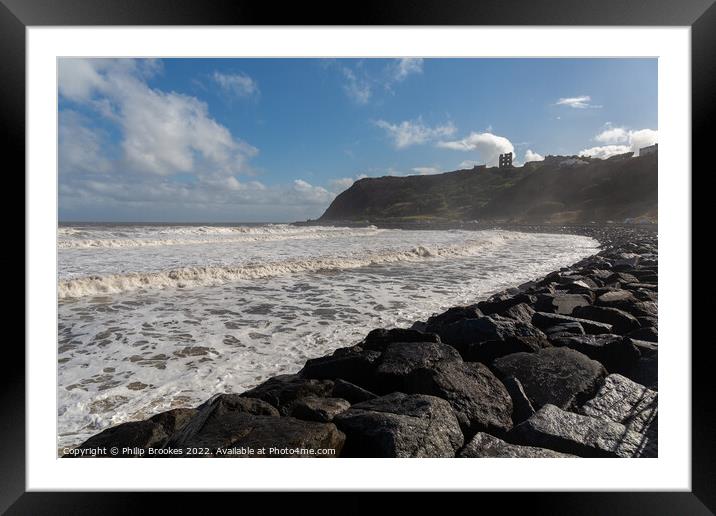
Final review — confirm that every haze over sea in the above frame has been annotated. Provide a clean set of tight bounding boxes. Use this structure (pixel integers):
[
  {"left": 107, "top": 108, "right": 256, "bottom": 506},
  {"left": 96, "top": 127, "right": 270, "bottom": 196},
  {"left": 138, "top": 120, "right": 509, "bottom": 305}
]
[{"left": 57, "top": 222, "right": 598, "bottom": 448}]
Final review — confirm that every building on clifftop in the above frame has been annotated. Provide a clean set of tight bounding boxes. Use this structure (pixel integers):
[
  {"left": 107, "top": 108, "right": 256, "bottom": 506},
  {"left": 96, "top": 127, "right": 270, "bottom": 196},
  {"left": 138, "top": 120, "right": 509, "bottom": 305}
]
[{"left": 498, "top": 153, "right": 513, "bottom": 168}]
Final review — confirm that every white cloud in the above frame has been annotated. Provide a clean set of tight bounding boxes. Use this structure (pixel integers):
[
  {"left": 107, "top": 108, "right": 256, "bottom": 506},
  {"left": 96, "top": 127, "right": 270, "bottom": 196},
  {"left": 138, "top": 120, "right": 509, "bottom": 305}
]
[
  {"left": 212, "top": 71, "right": 259, "bottom": 98},
  {"left": 59, "top": 110, "right": 112, "bottom": 174},
  {"left": 375, "top": 118, "right": 456, "bottom": 149},
  {"left": 580, "top": 127, "right": 658, "bottom": 159},
  {"left": 556, "top": 95, "right": 601, "bottom": 109},
  {"left": 391, "top": 58, "right": 423, "bottom": 82},
  {"left": 341, "top": 67, "right": 372, "bottom": 104},
  {"left": 524, "top": 149, "right": 545, "bottom": 163},
  {"left": 58, "top": 58, "right": 258, "bottom": 179},
  {"left": 329, "top": 177, "right": 357, "bottom": 192},
  {"left": 594, "top": 126, "right": 629, "bottom": 144},
  {"left": 437, "top": 132, "right": 515, "bottom": 167}
]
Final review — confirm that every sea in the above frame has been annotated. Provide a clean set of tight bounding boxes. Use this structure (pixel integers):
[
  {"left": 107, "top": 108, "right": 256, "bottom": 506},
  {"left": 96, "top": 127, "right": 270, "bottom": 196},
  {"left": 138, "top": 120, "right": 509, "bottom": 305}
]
[{"left": 57, "top": 222, "right": 599, "bottom": 448}]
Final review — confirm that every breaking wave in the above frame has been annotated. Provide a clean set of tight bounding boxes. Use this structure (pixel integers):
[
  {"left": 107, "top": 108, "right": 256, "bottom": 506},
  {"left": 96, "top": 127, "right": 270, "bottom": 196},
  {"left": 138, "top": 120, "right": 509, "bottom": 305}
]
[{"left": 58, "top": 239, "right": 501, "bottom": 299}]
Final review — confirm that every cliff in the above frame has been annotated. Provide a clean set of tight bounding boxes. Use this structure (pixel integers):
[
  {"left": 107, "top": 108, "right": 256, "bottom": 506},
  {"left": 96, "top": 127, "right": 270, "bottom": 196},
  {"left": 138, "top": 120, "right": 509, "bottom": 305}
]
[{"left": 318, "top": 153, "right": 657, "bottom": 224}]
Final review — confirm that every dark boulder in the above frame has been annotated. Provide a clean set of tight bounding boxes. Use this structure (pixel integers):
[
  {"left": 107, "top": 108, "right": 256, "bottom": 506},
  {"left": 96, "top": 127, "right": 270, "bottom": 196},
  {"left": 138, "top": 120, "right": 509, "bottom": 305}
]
[
  {"left": 458, "top": 432, "right": 576, "bottom": 458},
  {"left": 299, "top": 349, "right": 381, "bottom": 388},
  {"left": 511, "top": 404, "right": 650, "bottom": 458},
  {"left": 493, "top": 347, "right": 607, "bottom": 410},
  {"left": 425, "top": 305, "right": 482, "bottom": 331},
  {"left": 334, "top": 393, "right": 463, "bottom": 457},
  {"left": 532, "top": 311, "right": 613, "bottom": 335},
  {"left": 289, "top": 396, "right": 351, "bottom": 422},
  {"left": 332, "top": 378, "right": 377, "bottom": 404},
  {"left": 437, "top": 316, "right": 549, "bottom": 362},
  {"left": 549, "top": 334, "right": 641, "bottom": 374},
  {"left": 361, "top": 327, "right": 440, "bottom": 352},
  {"left": 73, "top": 421, "right": 168, "bottom": 457},
  {"left": 149, "top": 408, "right": 198, "bottom": 437},
  {"left": 595, "top": 290, "right": 639, "bottom": 310},
  {"left": 477, "top": 293, "right": 536, "bottom": 316},
  {"left": 402, "top": 360, "right": 514, "bottom": 436},
  {"left": 544, "top": 322, "right": 585, "bottom": 338},
  {"left": 626, "top": 338, "right": 658, "bottom": 356},
  {"left": 240, "top": 374, "right": 334, "bottom": 416},
  {"left": 373, "top": 341, "right": 462, "bottom": 393},
  {"left": 502, "top": 302, "right": 536, "bottom": 325},
  {"left": 572, "top": 305, "right": 641, "bottom": 335},
  {"left": 626, "top": 326, "right": 657, "bottom": 343}
]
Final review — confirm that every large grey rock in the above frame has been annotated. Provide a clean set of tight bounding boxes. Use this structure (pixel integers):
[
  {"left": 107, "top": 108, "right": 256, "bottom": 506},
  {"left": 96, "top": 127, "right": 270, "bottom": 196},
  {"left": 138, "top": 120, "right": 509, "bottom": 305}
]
[
  {"left": 536, "top": 293, "right": 592, "bottom": 315},
  {"left": 334, "top": 393, "right": 463, "bottom": 457},
  {"left": 503, "top": 302, "right": 536, "bottom": 325},
  {"left": 72, "top": 420, "right": 168, "bottom": 457},
  {"left": 299, "top": 349, "right": 381, "bottom": 388},
  {"left": 581, "top": 374, "right": 657, "bottom": 435},
  {"left": 437, "top": 316, "right": 549, "bottom": 363},
  {"left": 240, "top": 374, "right": 334, "bottom": 415},
  {"left": 402, "top": 361, "right": 514, "bottom": 436},
  {"left": 493, "top": 347, "right": 607, "bottom": 410},
  {"left": 512, "top": 404, "right": 650, "bottom": 458},
  {"left": 425, "top": 305, "right": 482, "bottom": 331},
  {"left": 549, "top": 334, "right": 641, "bottom": 374},
  {"left": 595, "top": 290, "right": 639, "bottom": 310},
  {"left": 373, "top": 341, "right": 461, "bottom": 392},
  {"left": 477, "top": 293, "right": 536, "bottom": 316},
  {"left": 149, "top": 407, "right": 198, "bottom": 437},
  {"left": 627, "top": 327, "right": 658, "bottom": 343},
  {"left": 572, "top": 305, "right": 641, "bottom": 335},
  {"left": 532, "top": 311, "right": 613, "bottom": 335},
  {"left": 290, "top": 396, "right": 351, "bottom": 422},
  {"left": 458, "top": 432, "right": 576, "bottom": 458}
]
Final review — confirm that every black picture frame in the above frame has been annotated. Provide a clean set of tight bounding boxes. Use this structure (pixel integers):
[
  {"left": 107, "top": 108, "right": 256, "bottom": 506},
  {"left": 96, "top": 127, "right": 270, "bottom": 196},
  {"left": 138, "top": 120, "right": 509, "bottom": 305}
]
[{"left": 6, "top": 0, "right": 711, "bottom": 513}]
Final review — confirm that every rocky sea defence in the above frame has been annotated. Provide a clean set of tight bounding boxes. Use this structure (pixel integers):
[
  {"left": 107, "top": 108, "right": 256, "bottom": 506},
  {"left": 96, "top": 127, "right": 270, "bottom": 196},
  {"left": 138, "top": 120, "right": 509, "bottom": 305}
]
[{"left": 66, "top": 225, "right": 657, "bottom": 458}]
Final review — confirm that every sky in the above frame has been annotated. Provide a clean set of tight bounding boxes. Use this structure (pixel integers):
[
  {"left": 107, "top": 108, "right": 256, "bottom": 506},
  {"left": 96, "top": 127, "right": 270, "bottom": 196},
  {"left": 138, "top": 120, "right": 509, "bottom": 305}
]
[{"left": 58, "top": 58, "right": 658, "bottom": 222}]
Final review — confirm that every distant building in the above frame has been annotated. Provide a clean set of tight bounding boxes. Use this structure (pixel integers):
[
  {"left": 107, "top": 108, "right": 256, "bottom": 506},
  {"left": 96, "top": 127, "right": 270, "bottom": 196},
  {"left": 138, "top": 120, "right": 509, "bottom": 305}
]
[
  {"left": 498, "top": 153, "right": 513, "bottom": 168},
  {"left": 639, "top": 143, "right": 658, "bottom": 156}
]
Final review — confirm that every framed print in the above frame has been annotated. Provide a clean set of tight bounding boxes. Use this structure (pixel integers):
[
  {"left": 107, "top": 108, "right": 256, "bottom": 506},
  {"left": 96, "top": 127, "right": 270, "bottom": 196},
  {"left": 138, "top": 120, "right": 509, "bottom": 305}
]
[{"left": 7, "top": 0, "right": 712, "bottom": 512}]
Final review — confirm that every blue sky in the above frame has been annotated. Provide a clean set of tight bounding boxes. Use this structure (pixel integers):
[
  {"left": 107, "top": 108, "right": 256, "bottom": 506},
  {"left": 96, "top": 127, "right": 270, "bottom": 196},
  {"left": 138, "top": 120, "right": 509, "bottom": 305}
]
[{"left": 58, "top": 58, "right": 657, "bottom": 222}]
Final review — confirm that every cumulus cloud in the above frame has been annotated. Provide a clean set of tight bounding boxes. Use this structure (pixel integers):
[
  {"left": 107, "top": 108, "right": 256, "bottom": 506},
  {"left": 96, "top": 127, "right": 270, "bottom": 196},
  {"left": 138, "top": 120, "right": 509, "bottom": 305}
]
[
  {"left": 555, "top": 95, "right": 601, "bottom": 109},
  {"left": 57, "top": 58, "right": 339, "bottom": 221},
  {"left": 580, "top": 127, "right": 658, "bottom": 159},
  {"left": 437, "top": 132, "right": 515, "bottom": 167},
  {"left": 212, "top": 71, "right": 259, "bottom": 98},
  {"left": 375, "top": 118, "right": 456, "bottom": 149},
  {"left": 524, "top": 149, "right": 545, "bottom": 163}
]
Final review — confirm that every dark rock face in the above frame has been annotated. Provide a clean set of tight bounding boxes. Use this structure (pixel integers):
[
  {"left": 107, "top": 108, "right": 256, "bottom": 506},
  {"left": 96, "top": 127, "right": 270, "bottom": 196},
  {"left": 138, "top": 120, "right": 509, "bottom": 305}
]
[
  {"left": 502, "top": 376, "right": 535, "bottom": 424},
  {"left": 623, "top": 353, "right": 658, "bottom": 391},
  {"left": 73, "top": 421, "right": 168, "bottom": 456},
  {"left": 436, "top": 316, "right": 549, "bottom": 363},
  {"left": 458, "top": 432, "right": 576, "bottom": 458},
  {"left": 299, "top": 349, "right": 381, "bottom": 388},
  {"left": 331, "top": 378, "right": 377, "bottom": 404},
  {"left": 549, "top": 334, "right": 641, "bottom": 374},
  {"left": 532, "top": 311, "right": 613, "bottom": 335},
  {"left": 240, "top": 375, "right": 334, "bottom": 416},
  {"left": 403, "top": 361, "right": 514, "bottom": 436},
  {"left": 595, "top": 289, "right": 639, "bottom": 309},
  {"left": 149, "top": 408, "right": 198, "bottom": 436},
  {"left": 511, "top": 404, "right": 650, "bottom": 458},
  {"left": 289, "top": 396, "right": 351, "bottom": 422},
  {"left": 361, "top": 327, "right": 441, "bottom": 352},
  {"left": 627, "top": 326, "right": 658, "bottom": 343},
  {"left": 544, "top": 322, "right": 585, "bottom": 338},
  {"left": 502, "top": 302, "right": 536, "bottom": 325},
  {"left": 477, "top": 293, "right": 536, "bottom": 316},
  {"left": 425, "top": 305, "right": 482, "bottom": 330},
  {"left": 493, "top": 347, "right": 607, "bottom": 410},
  {"left": 572, "top": 305, "right": 641, "bottom": 335},
  {"left": 179, "top": 412, "right": 346, "bottom": 457},
  {"left": 373, "top": 341, "right": 462, "bottom": 393},
  {"left": 334, "top": 393, "right": 464, "bottom": 457},
  {"left": 535, "top": 293, "right": 592, "bottom": 315}
]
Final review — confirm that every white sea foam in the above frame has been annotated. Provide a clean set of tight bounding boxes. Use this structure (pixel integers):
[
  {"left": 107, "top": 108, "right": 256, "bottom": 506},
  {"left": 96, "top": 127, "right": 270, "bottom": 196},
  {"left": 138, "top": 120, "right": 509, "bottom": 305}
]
[{"left": 57, "top": 225, "right": 600, "bottom": 450}]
